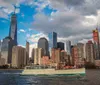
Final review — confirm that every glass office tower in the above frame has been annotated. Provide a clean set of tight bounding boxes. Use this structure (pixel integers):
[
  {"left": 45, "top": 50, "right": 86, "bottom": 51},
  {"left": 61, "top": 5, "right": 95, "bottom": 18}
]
[
  {"left": 9, "top": 13, "right": 17, "bottom": 45},
  {"left": 48, "top": 32, "right": 57, "bottom": 56}
]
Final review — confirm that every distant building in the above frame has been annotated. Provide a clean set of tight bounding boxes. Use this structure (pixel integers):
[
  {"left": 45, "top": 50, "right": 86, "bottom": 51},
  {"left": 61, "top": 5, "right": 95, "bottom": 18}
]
[
  {"left": 38, "top": 37, "right": 49, "bottom": 56},
  {"left": 57, "top": 42, "right": 64, "bottom": 50},
  {"left": 0, "top": 40, "right": 2, "bottom": 52},
  {"left": 71, "top": 45, "right": 79, "bottom": 66},
  {"left": 31, "top": 48, "right": 34, "bottom": 63},
  {"left": 33, "top": 48, "right": 44, "bottom": 65},
  {"left": 41, "top": 56, "right": 50, "bottom": 66},
  {"left": 93, "top": 28, "right": 99, "bottom": 59},
  {"left": 12, "top": 46, "right": 26, "bottom": 68},
  {"left": 85, "top": 41, "right": 95, "bottom": 63},
  {"left": 48, "top": 32, "right": 57, "bottom": 55},
  {"left": 0, "top": 58, "right": 5, "bottom": 66},
  {"left": 77, "top": 43, "right": 85, "bottom": 65},
  {"left": 65, "top": 41, "right": 71, "bottom": 55},
  {"left": 25, "top": 41, "right": 29, "bottom": 65},
  {"left": 51, "top": 48, "right": 61, "bottom": 63},
  {"left": 1, "top": 37, "right": 13, "bottom": 65},
  {"left": 60, "top": 50, "right": 66, "bottom": 63}
]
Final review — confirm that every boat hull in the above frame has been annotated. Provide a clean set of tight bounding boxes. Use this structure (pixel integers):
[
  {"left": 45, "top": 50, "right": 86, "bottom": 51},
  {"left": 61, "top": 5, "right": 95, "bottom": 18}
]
[{"left": 21, "top": 68, "right": 85, "bottom": 76}]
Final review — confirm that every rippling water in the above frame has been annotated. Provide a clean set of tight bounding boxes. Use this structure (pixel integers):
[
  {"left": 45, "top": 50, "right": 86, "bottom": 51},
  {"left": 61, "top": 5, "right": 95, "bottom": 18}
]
[{"left": 0, "top": 69, "right": 99, "bottom": 85}]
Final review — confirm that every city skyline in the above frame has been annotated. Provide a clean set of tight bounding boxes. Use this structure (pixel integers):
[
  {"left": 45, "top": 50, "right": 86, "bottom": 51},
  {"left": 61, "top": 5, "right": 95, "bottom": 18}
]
[
  {"left": 0, "top": 0, "right": 100, "bottom": 50},
  {"left": 0, "top": 1, "right": 100, "bottom": 85}
]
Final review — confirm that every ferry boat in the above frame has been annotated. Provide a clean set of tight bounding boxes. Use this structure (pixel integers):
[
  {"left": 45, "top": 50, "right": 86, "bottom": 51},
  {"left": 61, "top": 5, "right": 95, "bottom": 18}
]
[{"left": 21, "top": 65, "right": 85, "bottom": 76}]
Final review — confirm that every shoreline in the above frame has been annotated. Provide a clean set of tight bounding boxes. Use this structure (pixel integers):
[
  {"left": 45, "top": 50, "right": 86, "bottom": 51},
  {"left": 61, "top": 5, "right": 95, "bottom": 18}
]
[{"left": 0, "top": 69, "right": 24, "bottom": 70}]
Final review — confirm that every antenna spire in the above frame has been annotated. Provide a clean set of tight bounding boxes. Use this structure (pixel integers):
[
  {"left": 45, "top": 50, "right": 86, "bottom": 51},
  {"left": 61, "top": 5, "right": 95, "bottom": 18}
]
[{"left": 14, "top": 5, "right": 16, "bottom": 14}]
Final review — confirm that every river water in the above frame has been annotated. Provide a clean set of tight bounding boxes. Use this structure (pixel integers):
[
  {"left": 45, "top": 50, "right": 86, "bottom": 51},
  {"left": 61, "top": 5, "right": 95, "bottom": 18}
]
[{"left": 0, "top": 69, "right": 99, "bottom": 85}]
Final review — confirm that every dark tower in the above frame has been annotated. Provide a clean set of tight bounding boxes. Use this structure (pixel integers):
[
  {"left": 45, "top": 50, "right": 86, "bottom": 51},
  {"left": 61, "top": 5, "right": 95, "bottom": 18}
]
[
  {"left": 26, "top": 41, "right": 29, "bottom": 65},
  {"left": 57, "top": 42, "right": 64, "bottom": 50},
  {"left": 38, "top": 37, "right": 49, "bottom": 56},
  {"left": 9, "top": 7, "right": 17, "bottom": 45}
]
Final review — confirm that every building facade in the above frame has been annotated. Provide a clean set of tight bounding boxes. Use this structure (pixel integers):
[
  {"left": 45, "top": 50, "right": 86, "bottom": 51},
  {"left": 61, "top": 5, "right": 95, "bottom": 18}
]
[
  {"left": 57, "top": 42, "right": 64, "bottom": 50},
  {"left": 65, "top": 41, "right": 71, "bottom": 55},
  {"left": 51, "top": 48, "right": 61, "bottom": 63},
  {"left": 85, "top": 41, "right": 95, "bottom": 63},
  {"left": 48, "top": 32, "right": 57, "bottom": 56},
  {"left": 33, "top": 48, "right": 44, "bottom": 65},
  {"left": 93, "top": 28, "right": 99, "bottom": 59},
  {"left": 31, "top": 48, "right": 34, "bottom": 63},
  {"left": 71, "top": 45, "right": 79, "bottom": 66},
  {"left": 1, "top": 37, "right": 13, "bottom": 65},
  {"left": 12, "top": 46, "right": 26, "bottom": 68},
  {"left": 25, "top": 41, "right": 29, "bottom": 65},
  {"left": 38, "top": 37, "right": 49, "bottom": 56},
  {"left": 77, "top": 43, "right": 85, "bottom": 65},
  {"left": 41, "top": 56, "right": 50, "bottom": 66},
  {"left": 9, "top": 13, "right": 17, "bottom": 45}
]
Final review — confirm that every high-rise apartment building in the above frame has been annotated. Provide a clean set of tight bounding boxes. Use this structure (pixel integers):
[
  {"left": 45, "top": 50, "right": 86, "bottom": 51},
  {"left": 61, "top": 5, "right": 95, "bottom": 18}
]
[
  {"left": 51, "top": 48, "right": 61, "bottom": 63},
  {"left": 33, "top": 48, "right": 44, "bottom": 65},
  {"left": 77, "top": 43, "right": 85, "bottom": 65},
  {"left": 71, "top": 45, "right": 79, "bottom": 66},
  {"left": 12, "top": 46, "right": 26, "bottom": 68},
  {"left": 85, "top": 41, "right": 95, "bottom": 63}
]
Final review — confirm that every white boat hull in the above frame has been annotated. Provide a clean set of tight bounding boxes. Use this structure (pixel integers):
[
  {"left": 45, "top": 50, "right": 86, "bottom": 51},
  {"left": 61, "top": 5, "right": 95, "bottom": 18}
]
[{"left": 21, "top": 68, "right": 85, "bottom": 76}]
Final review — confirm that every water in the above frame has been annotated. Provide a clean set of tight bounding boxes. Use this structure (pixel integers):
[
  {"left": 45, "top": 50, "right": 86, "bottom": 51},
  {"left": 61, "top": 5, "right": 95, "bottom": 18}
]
[{"left": 0, "top": 69, "right": 99, "bottom": 85}]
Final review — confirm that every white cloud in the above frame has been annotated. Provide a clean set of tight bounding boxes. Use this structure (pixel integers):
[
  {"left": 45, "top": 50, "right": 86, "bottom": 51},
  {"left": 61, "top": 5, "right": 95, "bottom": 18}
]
[
  {"left": 78, "top": 38, "right": 93, "bottom": 44},
  {"left": 28, "top": 32, "right": 48, "bottom": 43},
  {"left": 19, "top": 29, "right": 26, "bottom": 33},
  {"left": 0, "top": 0, "right": 21, "bottom": 19},
  {"left": 0, "top": 10, "right": 8, "bottom": 19},
  {"left": 18, "top": 45, "right": 25, "bottom": 48},
  {"left": 30, "top": 0, "right": 100, "bottom": 44}
]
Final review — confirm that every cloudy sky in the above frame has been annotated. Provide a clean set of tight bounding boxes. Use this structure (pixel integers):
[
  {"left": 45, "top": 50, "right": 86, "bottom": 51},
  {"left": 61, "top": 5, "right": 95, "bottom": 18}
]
[{"left": 0, "top": 0, "right": 100, "bottom": 52}]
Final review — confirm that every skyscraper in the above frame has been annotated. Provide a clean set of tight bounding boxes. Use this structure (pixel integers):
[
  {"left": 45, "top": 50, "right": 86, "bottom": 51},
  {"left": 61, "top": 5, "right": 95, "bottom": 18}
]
[
  {"left": 48, "top": 32, "right": 57, "bottom": 56},
  {"left": 93, "top": 28, "right": 99, "bottom": 59},
  {"left": 51, "top": 48, "right": 61, "bottom": 63},
  {"left": 85, "top": 41, "right": 95, "bottom": 63},
  {"left": 77, "top": 43, "right": 85, "bottom": 65},
  {"left": 12, "top": 46, "right": 26, "bottom": 68},
  {"left": 9, "top": 13, "right": 17, "bottom": 45},
  {"left": 33, "top": 48, "right": 44, "bottom": 65},
  {"left": 25, "top": 41, "right": 29, "bottom": 65},
  {"left": 1, "top": 37, "right": 12, "bottom": 64},
  {"left": 65, "top": 41, "right": 71, "bottom": 55},
  {"left": 71, "top": 45, "right": 79, "bottom": 66},
  {"left": 1, "top": 12, "right": 18, "bottom": 65},
  {"left": 57, "top": 42, "right": 64, "bottom": 50},
  {"left": 38, "top": 37, "right": 49, "bottom": 56}
]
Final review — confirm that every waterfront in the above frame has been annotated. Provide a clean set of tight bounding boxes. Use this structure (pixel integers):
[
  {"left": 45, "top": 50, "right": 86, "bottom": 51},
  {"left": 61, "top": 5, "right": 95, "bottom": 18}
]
[{"left": 0, "top": 69, "right": 99, "bottom": 85}]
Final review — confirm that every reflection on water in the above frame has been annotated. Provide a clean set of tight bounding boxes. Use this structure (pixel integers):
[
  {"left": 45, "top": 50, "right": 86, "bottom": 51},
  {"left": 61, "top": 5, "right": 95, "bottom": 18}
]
[{"left": 0, "top": 70, "right": 99, "bottom": 85}]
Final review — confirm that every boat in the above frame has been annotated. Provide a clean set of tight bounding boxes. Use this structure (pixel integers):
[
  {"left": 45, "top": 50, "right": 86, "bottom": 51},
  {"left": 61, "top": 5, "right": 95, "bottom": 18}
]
[{"left": 21, "top": 65, "right": 85, "bottom": 76}]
